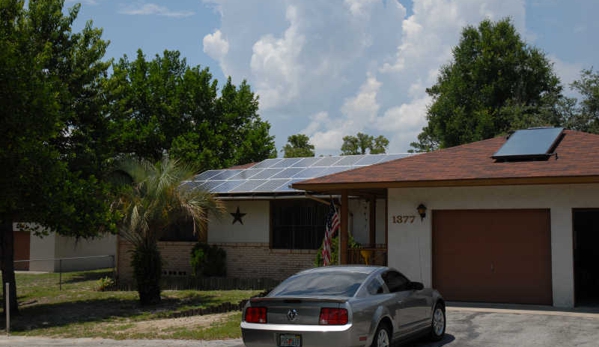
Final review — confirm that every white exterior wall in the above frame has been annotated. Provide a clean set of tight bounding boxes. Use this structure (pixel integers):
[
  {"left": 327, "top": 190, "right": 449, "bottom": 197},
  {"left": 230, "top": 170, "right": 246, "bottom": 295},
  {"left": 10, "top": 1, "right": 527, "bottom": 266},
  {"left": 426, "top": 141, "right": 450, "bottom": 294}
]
[
  {"left": 387, "top": 183, "right": 599, "bottom": 308},
  {"left": 208, "top": 200, "right": 270, "bottom": 244},
  {"left": 54, "top": 234, "right": 117, "bottom": 271},
  {"left": 349, "top": 198, "right": 386, "bottom": 245},
  {"left": 209, "top": 198, "right": 385, "bottom": 246},
  {"left": 15, "top": 223, "right": 117, "bottom": 272},
  {"left": 29, "top": 232, "right": 56, "bottom": 272}
]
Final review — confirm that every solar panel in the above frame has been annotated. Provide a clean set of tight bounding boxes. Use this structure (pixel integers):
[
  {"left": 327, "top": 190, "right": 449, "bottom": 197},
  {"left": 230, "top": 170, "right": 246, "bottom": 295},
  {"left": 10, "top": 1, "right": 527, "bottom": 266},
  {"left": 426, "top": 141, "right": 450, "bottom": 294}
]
[
  {"left": 379, "top": 153, "right": 410, "bottom": 163},
  {"left": 228, "top": 168, "right": 265, "bottom": 180},
  {"left": 271, "top": 168, "right": 304, "bottom": 179},
  {"left": 275, "top": 179, "right": 302, "bottom": 192},
  {"left": 311, "top": 156, "right": 343, "bottom": 167},
  {"left": 252, "top": 158, "right": 283, "bottom": 169},
  {"left": 271, "top": 158, "right": 302, "bottom": 168},
  {"left": 322, "top": 166, "right": 348, "bottom": 175},
  {"left": 229, "top": 179, "right": 269, "bottom": 193},
  {"left": 194, "top": 170, "right": 222, "bottom": 180},
  {"left": 332, "top": 155, "right": 365, "bottom": 166},
  {"left": 355, "top": 155, "right": 385, "bottom": 166},
  {"left": 293, "top": 167, "right": 328, "bottom": 178},
  {"left": 493, "top": 127, "right": 564, "bottom": 160},
  {"left": 190, "top": 153, "right": 412, "bottom": 194},
  {"left": 210, "top": 170, "right": 244, "bottom": 180},
  {"left": 247, "top": 168, "right": 281, "bottom": 180},
  {"left": 254, "top": 179, "right": 289, "bottom": 192},
  {"left": 209, "top": 180, "right": 244, "bottom": 193},
  {"left": 291, "top": 157, "right": 321, "bottom": 167}
]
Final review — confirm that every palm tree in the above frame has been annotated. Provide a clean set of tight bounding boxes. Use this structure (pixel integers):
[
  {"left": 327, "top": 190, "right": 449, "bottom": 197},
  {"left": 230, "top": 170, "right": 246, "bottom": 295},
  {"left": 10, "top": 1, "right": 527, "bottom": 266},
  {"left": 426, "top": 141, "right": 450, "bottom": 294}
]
[{"left": 113, "top": 157, "right": 223, "bottom": 305}]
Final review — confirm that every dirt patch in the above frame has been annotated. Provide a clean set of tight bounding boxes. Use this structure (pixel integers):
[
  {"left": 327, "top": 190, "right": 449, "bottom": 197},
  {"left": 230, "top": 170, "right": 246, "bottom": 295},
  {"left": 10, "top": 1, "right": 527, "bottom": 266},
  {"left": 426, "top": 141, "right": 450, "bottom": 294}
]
[{"left": 90, "top": 312, "right": 237, "bottom": 337}]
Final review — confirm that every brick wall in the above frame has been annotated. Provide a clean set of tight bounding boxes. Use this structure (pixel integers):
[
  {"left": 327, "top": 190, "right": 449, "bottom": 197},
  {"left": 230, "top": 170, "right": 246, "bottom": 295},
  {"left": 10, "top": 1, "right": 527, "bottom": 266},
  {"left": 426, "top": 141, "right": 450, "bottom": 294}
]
[
  {"left": 215, "top": 242, "right": 317, "bottom": 281},
  {"left": 117, "top": 239, "right": 196, "bottom": 284},
  {"left": 117, "top": 239, "right": 317, "bottom": 284}
]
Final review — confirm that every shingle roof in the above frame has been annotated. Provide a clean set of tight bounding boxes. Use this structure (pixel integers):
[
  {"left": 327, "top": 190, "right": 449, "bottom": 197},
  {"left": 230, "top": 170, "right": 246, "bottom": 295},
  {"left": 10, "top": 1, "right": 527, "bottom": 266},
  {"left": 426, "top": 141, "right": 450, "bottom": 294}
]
[{"left": 292, "top": 130, "right": 599, "bottom": 191}]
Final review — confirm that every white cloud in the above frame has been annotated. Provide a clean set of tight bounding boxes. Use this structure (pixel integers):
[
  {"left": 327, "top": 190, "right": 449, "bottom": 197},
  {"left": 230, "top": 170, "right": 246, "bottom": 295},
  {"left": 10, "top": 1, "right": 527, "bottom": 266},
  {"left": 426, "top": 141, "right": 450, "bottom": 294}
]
[
  {"left": 340, "top": 75, "right": 381, "bottom": 126},
  {"left": 67, "top": 0, "right": 98, "bottom": 5},
  {"left": 206, "top": 0, "right": 530, "bottom": 155},
  {"left": 203, "top": 30, "right": 229, "bottom": 61},
  {"left": 118, "top": 3, "right": 194, "bottom": 18},
  {"left": 249, "top": 5, "right": 305, "bottom": 110},
  {"left": 550, "top": 55, "right": 583, "bottom": 97}
]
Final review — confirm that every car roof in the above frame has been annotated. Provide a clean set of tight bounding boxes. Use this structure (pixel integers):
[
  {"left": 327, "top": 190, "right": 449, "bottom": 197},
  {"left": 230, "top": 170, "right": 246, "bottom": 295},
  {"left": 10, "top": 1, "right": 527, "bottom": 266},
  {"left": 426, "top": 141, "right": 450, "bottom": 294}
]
[{"left": 298, "top": 265, "right": 388, "bottom": 276}]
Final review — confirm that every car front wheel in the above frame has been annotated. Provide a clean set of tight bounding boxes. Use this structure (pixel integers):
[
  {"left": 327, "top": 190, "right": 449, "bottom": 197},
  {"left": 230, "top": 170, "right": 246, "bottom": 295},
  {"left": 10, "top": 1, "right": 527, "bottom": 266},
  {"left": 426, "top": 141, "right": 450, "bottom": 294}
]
[
  {"left": 372, "top": 323, "right": 391, "bottom": 347},
  {"left": 429, "top": 303, "right": 446, "bottom": 341}
]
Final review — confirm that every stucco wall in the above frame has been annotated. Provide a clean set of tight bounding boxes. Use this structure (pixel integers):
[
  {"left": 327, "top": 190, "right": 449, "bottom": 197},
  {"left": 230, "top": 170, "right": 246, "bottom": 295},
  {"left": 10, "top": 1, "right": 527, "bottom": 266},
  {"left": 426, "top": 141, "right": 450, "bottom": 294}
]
[{"left": 387, "top": 183, "right": 599, "bottom": 308}]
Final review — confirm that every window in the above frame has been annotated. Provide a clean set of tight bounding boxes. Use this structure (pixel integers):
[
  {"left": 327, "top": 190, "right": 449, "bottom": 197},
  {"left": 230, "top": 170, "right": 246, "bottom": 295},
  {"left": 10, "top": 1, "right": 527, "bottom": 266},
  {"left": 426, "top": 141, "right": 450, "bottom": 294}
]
[
  {"left": 271, "top": 199, "right": 328, "bottom": 249},
  {"left": 160, "top": 218, "right": 198, "bottom": 242},
  {"left": 366, "top": 278, "right": 385, "bottom": 295},
  {"left": 382, "top": 271, "right": 409, "bottom": 293}
]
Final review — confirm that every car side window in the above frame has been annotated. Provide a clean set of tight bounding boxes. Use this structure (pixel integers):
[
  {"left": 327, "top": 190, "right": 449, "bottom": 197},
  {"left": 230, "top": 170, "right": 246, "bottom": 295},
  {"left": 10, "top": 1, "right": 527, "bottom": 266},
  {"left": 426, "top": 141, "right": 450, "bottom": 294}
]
[
  {"left": 366, "top": 278, "right": 385, "bottom": 295},
  {"left": 381, "top": 271, "right": 409, "bottom": 293}
]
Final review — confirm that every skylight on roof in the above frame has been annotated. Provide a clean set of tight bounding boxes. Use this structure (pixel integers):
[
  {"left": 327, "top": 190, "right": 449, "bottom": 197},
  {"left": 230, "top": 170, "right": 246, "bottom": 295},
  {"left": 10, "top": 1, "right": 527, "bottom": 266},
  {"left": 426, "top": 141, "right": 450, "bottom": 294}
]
[{"left": 492, "top": 127, "right": 564, "bottom": 160}]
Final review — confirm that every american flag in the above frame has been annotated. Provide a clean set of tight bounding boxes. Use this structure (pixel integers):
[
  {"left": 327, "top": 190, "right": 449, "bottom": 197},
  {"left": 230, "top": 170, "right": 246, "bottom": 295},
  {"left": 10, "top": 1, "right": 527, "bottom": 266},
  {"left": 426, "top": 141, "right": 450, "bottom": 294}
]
[{"left": 322, "top": 200, "right": 340, "bottom": 266}]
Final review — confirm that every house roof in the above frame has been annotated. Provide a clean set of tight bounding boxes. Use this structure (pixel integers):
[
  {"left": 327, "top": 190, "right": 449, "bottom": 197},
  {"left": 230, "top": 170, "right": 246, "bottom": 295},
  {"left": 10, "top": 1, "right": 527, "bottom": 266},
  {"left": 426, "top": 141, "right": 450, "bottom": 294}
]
[
  {"left": 187, "top": 153, "right": 411, "bottom": 196},
  {"left": 292, "top": 130, "right": 599, "bottom": 192}
]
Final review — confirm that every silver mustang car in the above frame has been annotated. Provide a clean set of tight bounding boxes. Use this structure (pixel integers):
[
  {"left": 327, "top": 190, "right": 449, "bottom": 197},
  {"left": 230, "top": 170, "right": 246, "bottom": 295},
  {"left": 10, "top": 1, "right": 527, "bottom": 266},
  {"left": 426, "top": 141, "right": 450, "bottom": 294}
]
[{"left": 241, "top": 265, "right": 445, "bottom": 347}]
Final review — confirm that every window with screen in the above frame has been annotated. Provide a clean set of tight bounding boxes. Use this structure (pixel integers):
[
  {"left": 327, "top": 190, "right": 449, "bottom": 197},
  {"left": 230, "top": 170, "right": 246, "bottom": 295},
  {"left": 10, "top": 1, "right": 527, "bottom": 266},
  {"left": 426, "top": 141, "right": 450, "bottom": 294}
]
[
  {"left": 271, "top": 199, "right": 328, "bottom": 250},
  {"left": 159, "top": 218, "right": 199, "bottom": 242}
]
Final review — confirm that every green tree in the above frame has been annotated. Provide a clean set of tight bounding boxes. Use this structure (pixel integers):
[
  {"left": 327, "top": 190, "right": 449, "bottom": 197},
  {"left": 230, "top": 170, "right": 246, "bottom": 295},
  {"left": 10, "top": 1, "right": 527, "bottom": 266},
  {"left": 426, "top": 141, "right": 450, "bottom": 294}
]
[
  {"left": 113, "top": 157, "right": 223, "bottom": 305},
  {"left": 564, "top": 69, "right": 599, "bottom": 134},
  {"left": 105, "top": 50, "right": 276, "bottom": 171},
  {"left": 411, "top": 18, "right": 563, "bottom": 152},
  {"left": 341, "top": 133, "right": 389, "bottom": 155},
  {"left": 0, "top": 0, "right": 114, "bottom": 315},
  {"left": 282, "top": 134, "right": 315, "bottom": 158}
]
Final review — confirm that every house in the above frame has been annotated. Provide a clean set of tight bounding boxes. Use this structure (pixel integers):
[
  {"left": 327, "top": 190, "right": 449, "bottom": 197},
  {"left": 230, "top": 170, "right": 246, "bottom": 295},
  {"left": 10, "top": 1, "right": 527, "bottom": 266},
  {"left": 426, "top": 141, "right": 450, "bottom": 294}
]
[
  {"left": 293, "top": 128, "right": 599, "bottom": 308},
  {"left": 115, "top": 154, "right": 411, "bottom": 283},
  {"left": 14, "top": 223, "right": 117, "bottom": 272}
]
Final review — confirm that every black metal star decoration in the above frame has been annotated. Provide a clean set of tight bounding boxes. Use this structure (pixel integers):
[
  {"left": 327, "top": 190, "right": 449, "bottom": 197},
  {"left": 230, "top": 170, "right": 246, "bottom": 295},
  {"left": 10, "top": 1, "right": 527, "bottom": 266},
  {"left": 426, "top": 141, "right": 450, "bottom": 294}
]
[{"left": 230, "top": 206, "right": 246, "bottom": 225}]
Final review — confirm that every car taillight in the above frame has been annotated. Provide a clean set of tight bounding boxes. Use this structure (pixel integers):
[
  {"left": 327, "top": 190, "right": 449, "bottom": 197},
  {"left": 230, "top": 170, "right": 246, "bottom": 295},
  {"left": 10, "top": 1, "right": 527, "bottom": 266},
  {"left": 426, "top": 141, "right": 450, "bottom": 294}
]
[
  {"left": 319, "top": 308, "right": 348, "bottom": 325},
  {"left": 245, "top": 307, "right": 267, "bottom": 323}
]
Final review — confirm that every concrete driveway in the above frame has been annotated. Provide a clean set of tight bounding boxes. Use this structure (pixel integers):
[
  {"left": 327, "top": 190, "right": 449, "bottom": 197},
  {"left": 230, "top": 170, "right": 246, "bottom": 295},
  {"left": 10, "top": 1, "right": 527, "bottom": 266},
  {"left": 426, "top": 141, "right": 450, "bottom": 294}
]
[{"left": 0, "top": 305, "right": 597, "bottom": 347}]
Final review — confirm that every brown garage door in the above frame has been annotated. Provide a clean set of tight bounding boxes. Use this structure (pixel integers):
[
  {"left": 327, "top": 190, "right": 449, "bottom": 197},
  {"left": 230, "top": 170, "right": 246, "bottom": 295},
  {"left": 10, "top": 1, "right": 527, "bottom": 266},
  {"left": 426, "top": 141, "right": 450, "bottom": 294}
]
[
  {"left": 14, "top": 230, "right": 30, "bottom": 271},
  {"left": 433, "top": 209, "right": 552, "bottom": 305}
]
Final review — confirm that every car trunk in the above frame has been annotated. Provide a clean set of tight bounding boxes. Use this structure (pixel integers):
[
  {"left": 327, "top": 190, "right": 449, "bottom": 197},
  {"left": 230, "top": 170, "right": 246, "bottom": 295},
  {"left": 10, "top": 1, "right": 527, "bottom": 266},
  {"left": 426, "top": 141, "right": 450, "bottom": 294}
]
[{"left": 249, "top": 297, "right": 348, "bottom": 325}]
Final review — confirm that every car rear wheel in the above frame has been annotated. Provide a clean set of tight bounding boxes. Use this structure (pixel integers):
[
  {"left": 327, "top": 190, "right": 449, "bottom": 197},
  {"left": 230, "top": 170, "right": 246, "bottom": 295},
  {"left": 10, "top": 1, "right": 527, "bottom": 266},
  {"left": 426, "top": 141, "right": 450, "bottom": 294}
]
[
  {"left": 372, "top": 323, "right": 391, "bottom": 347},
  {"left": 429, "top": 303, "right": 446, "bottom": 341}
]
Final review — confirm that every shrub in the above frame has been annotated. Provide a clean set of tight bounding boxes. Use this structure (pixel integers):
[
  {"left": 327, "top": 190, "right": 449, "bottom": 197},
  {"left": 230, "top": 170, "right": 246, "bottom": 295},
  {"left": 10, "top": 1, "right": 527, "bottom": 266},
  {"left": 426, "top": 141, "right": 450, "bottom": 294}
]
[
  {"left": 94, "top": 276, "right": 115, "bottom": 292},
  {"left": 190, "top": 242, "right": 227, "bottom": 277}
]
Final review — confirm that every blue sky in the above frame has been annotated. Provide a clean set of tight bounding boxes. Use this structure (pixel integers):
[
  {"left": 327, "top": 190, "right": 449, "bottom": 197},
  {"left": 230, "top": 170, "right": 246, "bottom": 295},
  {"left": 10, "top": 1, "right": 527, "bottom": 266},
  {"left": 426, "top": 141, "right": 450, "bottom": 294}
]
[{"left": 68, "top": 0, "right": 599, "bottom": 156}]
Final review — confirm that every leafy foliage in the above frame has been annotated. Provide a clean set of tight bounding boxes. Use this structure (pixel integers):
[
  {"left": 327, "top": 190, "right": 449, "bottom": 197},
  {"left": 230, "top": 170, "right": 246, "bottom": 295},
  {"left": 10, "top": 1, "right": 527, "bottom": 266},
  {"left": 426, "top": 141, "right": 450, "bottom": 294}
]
[
  {"left": 411, "top": 18, "right": 564, "bottom": 151},
  {"left": 190, "top": 242, "right": 227, "bottom": 277},
  {"left": 314, "top": 234, "right": 360, "bottom": 267},
  {"left": 565, "top": 69, "right": 599, "bottom": 134},
  {"left": 112, "top": 157, "right": 224, "bottom": 304},
  {"left": 0, "top": 0, "right": 115, "bottom": 315},
  {"left": 282, "top": 134, "right": 315, "bottom": 158},
  {"left": 105, "top": 50, "right": 276, "bottom": 171},
  {"left": 341, "top": 133, "right": 389, "bottom": 155}
]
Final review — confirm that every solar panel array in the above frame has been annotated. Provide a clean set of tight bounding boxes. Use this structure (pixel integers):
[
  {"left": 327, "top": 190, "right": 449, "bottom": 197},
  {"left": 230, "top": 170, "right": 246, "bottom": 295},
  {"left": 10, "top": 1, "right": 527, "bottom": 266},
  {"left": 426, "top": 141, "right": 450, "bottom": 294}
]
[
  {"left": 188, "top": 154, "right": 410, "bottom": 194},
  {"left": 492, "top": 127, "right": 564, "bottom": 160}
]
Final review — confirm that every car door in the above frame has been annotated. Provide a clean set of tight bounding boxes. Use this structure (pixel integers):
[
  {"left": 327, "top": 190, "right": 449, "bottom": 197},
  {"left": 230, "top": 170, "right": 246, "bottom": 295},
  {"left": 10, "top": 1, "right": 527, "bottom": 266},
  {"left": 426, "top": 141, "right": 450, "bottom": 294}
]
[{"left": 381, "top": 270, "right": 425, "bottom": 337}]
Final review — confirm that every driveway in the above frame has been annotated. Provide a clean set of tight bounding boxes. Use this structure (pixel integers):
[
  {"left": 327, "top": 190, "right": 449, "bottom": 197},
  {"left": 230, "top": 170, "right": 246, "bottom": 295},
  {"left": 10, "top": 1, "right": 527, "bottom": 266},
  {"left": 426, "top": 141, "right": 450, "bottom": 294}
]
[{"left": 0, "top": 305, "right": 597, "bottom": 347}]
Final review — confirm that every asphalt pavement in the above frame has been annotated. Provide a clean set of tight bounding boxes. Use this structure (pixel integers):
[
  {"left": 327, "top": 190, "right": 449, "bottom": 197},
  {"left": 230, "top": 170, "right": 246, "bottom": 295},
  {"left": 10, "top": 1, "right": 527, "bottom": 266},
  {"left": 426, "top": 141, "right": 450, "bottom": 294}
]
[{"left": 0, "top": 305, "right": 597, "bottom": 347}]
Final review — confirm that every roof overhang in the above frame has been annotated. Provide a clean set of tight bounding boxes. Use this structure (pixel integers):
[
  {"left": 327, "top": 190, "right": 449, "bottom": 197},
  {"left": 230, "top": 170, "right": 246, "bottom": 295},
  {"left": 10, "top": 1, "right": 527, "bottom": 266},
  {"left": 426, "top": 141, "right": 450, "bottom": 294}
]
[{"left": 292, "top": 175, "right": 599, "bottom": 193}]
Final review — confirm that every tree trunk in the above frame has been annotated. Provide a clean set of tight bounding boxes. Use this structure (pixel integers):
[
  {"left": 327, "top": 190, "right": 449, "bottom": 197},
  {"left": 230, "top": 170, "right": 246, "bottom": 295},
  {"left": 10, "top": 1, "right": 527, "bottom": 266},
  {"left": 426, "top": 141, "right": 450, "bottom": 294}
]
[
  {"left": 0, "top": 215, "right": 19, "bottom": 316},
  {"left": 132, "top": 242, "right": 162, "bottom": 305}
]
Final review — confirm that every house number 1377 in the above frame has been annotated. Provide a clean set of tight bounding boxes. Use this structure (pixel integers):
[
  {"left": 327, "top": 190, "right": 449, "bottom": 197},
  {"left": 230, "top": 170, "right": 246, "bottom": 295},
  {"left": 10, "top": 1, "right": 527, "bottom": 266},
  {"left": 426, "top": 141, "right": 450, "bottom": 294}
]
[{"left": 392, "top": 215, "right": 415, "bottom": 224}]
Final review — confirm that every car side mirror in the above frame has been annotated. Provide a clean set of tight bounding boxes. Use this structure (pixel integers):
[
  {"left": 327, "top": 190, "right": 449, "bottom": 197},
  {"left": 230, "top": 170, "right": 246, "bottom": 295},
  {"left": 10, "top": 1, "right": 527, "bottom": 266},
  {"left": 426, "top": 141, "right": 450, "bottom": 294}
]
[{"left": 409, "top": 281, "right": 424, "bottom": 290}]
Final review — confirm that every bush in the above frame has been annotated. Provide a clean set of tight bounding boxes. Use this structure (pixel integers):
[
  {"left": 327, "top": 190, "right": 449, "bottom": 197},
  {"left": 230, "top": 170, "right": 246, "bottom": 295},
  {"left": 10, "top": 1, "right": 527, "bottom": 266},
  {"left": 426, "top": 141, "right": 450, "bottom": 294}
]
[
  {"left": 190, "top": 242, "right": 227, "bottom": 277},
  {"left": 314, "top": 234, "right": 360, "bottom": 267},
  {"left": 94, "top": 276, "right": 115, "bottom": 292}
]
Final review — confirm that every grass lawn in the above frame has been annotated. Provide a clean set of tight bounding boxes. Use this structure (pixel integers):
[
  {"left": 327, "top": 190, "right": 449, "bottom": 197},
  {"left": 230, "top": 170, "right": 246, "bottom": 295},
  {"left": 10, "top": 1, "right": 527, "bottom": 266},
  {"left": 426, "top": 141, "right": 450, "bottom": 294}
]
[{"left": 3, "top": 269, "right": 263, "bottom": 340}]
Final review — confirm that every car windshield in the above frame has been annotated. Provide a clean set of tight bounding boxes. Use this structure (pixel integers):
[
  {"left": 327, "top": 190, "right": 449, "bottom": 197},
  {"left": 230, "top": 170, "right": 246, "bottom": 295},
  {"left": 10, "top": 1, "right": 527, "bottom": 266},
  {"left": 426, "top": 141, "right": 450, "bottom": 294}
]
[{"left": 269, "top": 271, "right": 368, "bottom": 297}]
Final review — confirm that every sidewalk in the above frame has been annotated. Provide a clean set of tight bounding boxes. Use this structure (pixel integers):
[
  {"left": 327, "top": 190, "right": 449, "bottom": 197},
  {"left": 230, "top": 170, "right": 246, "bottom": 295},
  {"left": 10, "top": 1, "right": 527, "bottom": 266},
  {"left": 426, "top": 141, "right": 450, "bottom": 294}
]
[{"left": 0, "top": 336, "right": 244, "bottom": 347}]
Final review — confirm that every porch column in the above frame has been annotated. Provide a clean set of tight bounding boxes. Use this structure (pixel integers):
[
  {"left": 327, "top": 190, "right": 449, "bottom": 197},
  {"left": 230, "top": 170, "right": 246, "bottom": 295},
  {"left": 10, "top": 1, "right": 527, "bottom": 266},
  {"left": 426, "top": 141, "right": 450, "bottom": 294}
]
[
  {"left": 340, "top": 191, "right": 349, "bottom": 264},
  {"left": 369, "top": 196, "right": 376, "bottom": 247}
]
